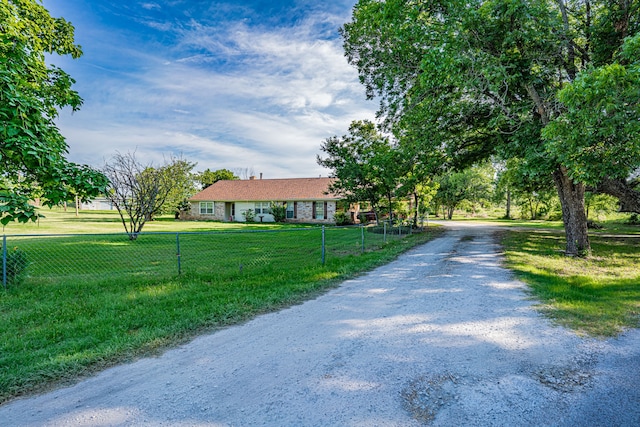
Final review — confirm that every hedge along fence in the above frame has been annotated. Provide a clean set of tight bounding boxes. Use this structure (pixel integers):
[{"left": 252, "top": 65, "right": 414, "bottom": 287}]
[{"left": 1, "top": 224, "right": 416, "bottom": 289}]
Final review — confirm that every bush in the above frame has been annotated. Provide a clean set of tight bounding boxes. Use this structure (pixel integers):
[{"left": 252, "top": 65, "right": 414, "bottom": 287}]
[
  {"left": 242, "top": 209, "right": 255, "bottom": 223},
  {"left": 2, "top": 247, "right": 28, "bottom": 286},
  {"left": 270, "top": 202, "right": 287, "bottom": 223},
  {"left": 334, "top": 211, "right": 352, "bottom": 226},
  {"left": 627, "top": 213, "right": 640, "bottom": 225}
]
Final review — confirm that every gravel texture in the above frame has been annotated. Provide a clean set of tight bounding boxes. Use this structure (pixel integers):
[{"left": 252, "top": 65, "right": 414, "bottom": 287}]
[{"left": 1, "top": 221, "right": 639, "bottom": 426}]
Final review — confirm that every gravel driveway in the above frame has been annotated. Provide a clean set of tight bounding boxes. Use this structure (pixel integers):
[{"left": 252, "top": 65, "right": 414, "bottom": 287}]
[{"left": 2, "top": 221, "right": 639, "bottom": 426}]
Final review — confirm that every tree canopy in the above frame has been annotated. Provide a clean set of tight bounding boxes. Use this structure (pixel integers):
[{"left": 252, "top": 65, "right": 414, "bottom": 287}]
[
  {"left": 318, "top": 120, "right": 401, "bottom": 223},
  {"left": 159, "top": 156, "right": 197, "bottom": 216},
  {"left": 342, "top": 0, "right": 640, "bottom": 255},
  {"left": 434, "top": 164, "right": 494, "bottom": 219},
  {"left": 196, "top": 168, "right": 238, "bottom": 189},
  {"left": 0, "top": 0, "right": 107, "bottom": 225}
]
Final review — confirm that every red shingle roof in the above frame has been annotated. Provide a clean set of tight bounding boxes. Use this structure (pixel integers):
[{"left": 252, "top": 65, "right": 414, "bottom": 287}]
[{"left": 190, "top": 177, "right": 339, "bottom": 202}]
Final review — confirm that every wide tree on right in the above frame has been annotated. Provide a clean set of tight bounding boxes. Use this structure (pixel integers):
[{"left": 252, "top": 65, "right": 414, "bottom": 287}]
[{"left": 342, "top": 0, "right": 640, "bottom": 256}]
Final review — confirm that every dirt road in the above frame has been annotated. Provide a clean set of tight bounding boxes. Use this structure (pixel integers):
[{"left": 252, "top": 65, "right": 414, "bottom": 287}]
[{"left": 1, "top": 222, "right": 639, "bottom": 426}]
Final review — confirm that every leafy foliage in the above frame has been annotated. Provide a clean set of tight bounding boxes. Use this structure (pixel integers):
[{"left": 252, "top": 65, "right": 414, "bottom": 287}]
[
  {"left": 341, "top": 0, "right": 640, "bottom": 255},
  {"left": 0, "top": 0, "right": 108, "bottom": 225},
  {"left": 157, "top": 156, "right": 197, "bottom": 216},
  {"left": 496, "top": 158, "right": 557, "bottom": 219},
  {"left": 242, "top": 208, "right": 255, "bottom": 223},
  {"left": 543, "top": 34, "right": 640, "bottom": 186},
  {"left": 434, "top": 165, "right": 494, "bottom": 219},
  {"left": 627, "top": 213, "right": 640, "bottom": 225},
  {"left": 318, "top": 120, "right": 402, "bottom": 223},
  {"left": 196, "top": 168, "right": 238, "bottom": 189},
  {"left": 585, "top": 193, "right": 619, "bottom": 220},
  {"left": 1, "top": 246, "right": 28, "bottom": 286},
  {"left": 269, "top": 202, "right": 287, "bottom": 223},
  {"left": 333, "top": 211, "right": 353, "bottom": 226}
]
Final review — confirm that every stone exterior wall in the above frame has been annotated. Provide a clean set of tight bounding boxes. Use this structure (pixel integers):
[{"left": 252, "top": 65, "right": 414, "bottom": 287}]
[
  {"left": 295, "top": 201, "right": 313, "bottom": 222},
  {"left": 288, "top": 201, "right": 335, "bottom": 224},
  {"left": 186, "top": 201, "right": 225, "bottom": 221},
  {"left": 185, "top": 200, "right": 337, "bottom": 224},
  {"left": 327, "top": 201, "right": 336, "bottom": 223},
  {"left": 215, "top": 201, "right": 225, "bottom": 220}
]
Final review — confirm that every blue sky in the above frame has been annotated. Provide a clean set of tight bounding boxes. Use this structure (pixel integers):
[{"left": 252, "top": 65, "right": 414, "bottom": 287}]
[{"left": 43, "top": 0, "right": 375, "bottom": 178}]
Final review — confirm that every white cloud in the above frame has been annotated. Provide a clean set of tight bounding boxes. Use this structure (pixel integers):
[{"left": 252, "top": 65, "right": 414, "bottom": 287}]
[
  {"left": 58, "top": 3, "right": 377, "bottom": 178},
  {"left": 140, "top": 2, "right": 161, "bottom": 10}
]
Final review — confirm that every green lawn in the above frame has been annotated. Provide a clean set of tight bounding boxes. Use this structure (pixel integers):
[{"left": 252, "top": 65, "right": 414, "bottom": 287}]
[
  {"left": 0, "top": 209, "right": 443, "bottom": 403},
  {"left": 501, "top": 224, "right": 640, "bottom": 337},
  {"left": 0, "top": 208, "right": 282, "bottom": 235},
  {"left": 2, "top": 209, "right": 639, "bottom": 403}
]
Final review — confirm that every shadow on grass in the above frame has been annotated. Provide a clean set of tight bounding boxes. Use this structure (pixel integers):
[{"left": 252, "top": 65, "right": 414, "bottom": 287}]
[{"left": 502, "top": 231, "right": 640, "bottom": 337}]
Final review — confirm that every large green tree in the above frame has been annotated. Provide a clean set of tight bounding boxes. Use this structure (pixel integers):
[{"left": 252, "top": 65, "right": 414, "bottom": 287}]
[
  {"left": 196, "top": 168, "right": 238, "bottom": 189},
  {"left": 158, "top": 155, "right": 197, "bottom": 217},
  {"left": 342, "top": 0, "right": 640, "bottom": 255},
  {"left": 318, "top": 120, "right": 401, "bottom": 223},
  {"left": 0, "top": 0, "right": 107, "bottom": 225}
]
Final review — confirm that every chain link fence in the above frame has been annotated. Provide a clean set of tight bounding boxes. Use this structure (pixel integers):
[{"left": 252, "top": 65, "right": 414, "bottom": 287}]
[{"left": 2, "top": 224, "right": 417, "bottom": 289}]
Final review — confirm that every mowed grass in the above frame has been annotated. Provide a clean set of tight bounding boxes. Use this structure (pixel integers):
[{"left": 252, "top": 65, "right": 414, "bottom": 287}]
[
  {"left": 0, "top": 209, "right": 444, "bottom": 403},
  {"left": 502, "top": 226, "right": 640, "bottom": 337},
  {"left": 0, "top": 208, "right": 289, "bottom": 234}
]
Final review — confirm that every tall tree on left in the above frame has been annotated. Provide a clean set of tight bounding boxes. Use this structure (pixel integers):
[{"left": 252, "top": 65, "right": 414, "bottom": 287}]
[{"left": 0, "top": 0, "right": 108, "bottom": 225}]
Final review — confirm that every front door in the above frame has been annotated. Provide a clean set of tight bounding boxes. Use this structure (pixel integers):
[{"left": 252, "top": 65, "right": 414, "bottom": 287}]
[{"left": 225, "top": 203, "right": 236, "bottom": 221}]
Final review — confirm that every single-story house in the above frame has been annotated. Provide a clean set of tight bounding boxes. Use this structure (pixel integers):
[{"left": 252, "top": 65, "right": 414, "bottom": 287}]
[{"left": 187, "top": 176, "right": 343, "bottom": 223}]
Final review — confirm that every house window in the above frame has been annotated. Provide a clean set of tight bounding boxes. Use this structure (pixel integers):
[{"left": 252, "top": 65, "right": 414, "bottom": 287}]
[
  {"left": 286, "top": 201, "right": 295, "bottom": 219},
  {"left": 200, "top": 202, "right": 214, "bottom": 215},
  {"left": 314, "top": 201, "right": 327, "bottom": 220},
  {"left": 254, "top": 202, "right": 271, "bottom": 215}
]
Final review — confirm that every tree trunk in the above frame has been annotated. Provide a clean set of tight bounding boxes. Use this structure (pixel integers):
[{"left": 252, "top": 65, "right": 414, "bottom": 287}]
[
  {"left": 505, "top": 188, "right": 511, "bottom": 219},
  {"left": 553, "top": 166, "right": 590, "bottom": 256},
  {"left": 447, "top": 206, "right": 454, "bottom": 220},
  {"left": 529, "top": 199, "right": 535, "bottom": 220}
]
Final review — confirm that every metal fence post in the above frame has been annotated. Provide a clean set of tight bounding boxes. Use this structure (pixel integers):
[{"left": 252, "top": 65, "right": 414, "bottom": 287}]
[
  {"left": 2, "top": 235, "right": 6, "bottom": 289},
  {"left": 361, "top": 225, "right": 365, "bottom": 254},
  {"left": 321, "top": 226, "right": 326, "bottom": 265},
  {"left": 176, "top": 233, "right": 182, "bottom": 275}
]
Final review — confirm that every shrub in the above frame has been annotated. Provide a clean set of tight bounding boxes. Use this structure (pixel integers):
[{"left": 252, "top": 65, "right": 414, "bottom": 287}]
[
  {"left": 627, "top": 213, "right": 640, "bottom": 225},
  {"left": 2, "top": 247, "right": 28, "bottom": 286},
  {"left": 242, "top": 209, "right": 255, "bottom": 223},
  {"left": 269, "top": 202, "right": 287, "bottom": 222},
  {"left": 334, "top": 211, "right": 352, "bottom": 226}
]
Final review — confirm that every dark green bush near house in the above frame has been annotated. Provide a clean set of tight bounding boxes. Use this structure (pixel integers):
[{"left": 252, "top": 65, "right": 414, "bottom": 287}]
[
  {"left": 2, "top": 247, "right": 28, "bottom": 286},
  {"left": 334, "top": 211, "right": 352, "bottom": 226},
  {"left": 242, "top": 209, "right": 255, "bottom": 222},
  {"left": 270, "top": 202, "right": 287, "bottom": 222}
]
